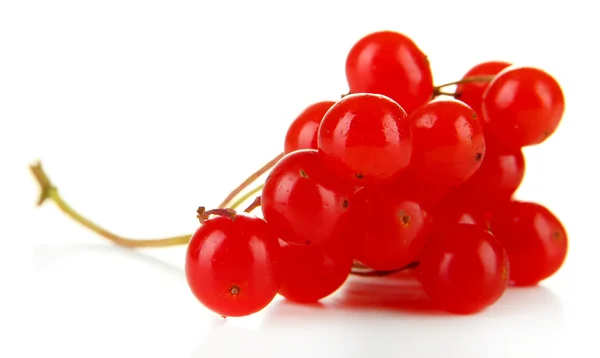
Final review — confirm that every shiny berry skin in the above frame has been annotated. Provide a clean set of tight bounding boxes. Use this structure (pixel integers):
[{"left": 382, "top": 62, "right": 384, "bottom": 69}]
[
  {"left": 455, "top": 61, "right": 511, "bottom": 117},
  {"left": 345, "top": 31, "right": 434, "bottom": 114},
  {"left": 317, "top": 93, "right": 412, "bottom": 185},
  {"left": 417, "top": 224, "right": 509, "bottom": 314},
  {"left": 185, "top": 213, "right": 282, "bottom": 317},
  {"left": 482, "top": 66, "right": 565, "bottom": 148},
  {"left": 408, "top": 98, "right": 486, "bottom": 187},
  {"left": 284, "top": 101, "right": 335, "bottom": 154},
  {"left": 432, "top": 197, "right": 492, "bottom": 232},
  {"left": 261, "top": 149, "right": 353, "bottom": 247},
  {"left": 491, "top": 201, "right": 568, "bottom": 286},
  {"left": 452, "top": 145, "right": 525, "bottom": 210},
  {"left": 348, "top": 184, "right": 430, "bottom": 271},
  {"left": 278, "top": 238, "right": 353, "bottom": 303}
]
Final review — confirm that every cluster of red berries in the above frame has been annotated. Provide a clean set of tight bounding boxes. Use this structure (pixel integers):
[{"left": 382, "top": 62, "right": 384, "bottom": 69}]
[{"left": 185, "top": 30, "right": 568, "bottom": 317}]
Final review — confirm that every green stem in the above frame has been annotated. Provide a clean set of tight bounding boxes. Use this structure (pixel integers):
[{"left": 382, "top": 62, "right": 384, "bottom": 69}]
[{"left": 29, "top": 162, "right": 192, "bottom": 248}]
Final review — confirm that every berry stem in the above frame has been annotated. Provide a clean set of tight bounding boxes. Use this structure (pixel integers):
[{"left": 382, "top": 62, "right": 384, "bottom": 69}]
[
  {"left": 243, "top": 196, "right": 262, "bottom": 213},
  {"left": 433, "top": 75, "right": 496, "bottom": 96},
  {"left": 350, "top": 261, "right": 419, "bottom": 277},
  {"left": 218, "top": 153, "right": 284, "bottom": 209},
  {"left": 228, "top": 183, "right": 264, "bottom": 210},
  {"left": 29, "top": 161, "right": 192, "bottom": 248},
  {"left": 196, "top": 206, "right": 237, "bottom": 224}
]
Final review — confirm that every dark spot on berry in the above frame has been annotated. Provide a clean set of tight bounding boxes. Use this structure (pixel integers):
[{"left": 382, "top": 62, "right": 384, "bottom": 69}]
[
  {"left": 454, "top": 91, "right": 463, "bottom": 99},
  {"left": 475, "top": 152, "right": 483, "bottom": 161},
  {"left": 230, "top": 285, "right": 240, "bottom": 296},
  {"left": 305, "top": 240, "right": 312, "bottom": 246},
  {"left": 552, "top": 231, "right": 561, "bottom": 240},
  {"left": 342, "top": 199, "right": 349, "bottom": 209},
  {"left": 299, "top": 169, "right": 308, "bottom": 178},
  {"left": 472, "top": 111, "right": 477, "bottom": 119},
  {"left": 543, "top": 130, "right": 550, "bottom": 137},
  {"left": 398, "top": 210, "right": 410, "bottom": 227},
  {"left": 356, "top": 173, "right": 364, "bottom": 179}
]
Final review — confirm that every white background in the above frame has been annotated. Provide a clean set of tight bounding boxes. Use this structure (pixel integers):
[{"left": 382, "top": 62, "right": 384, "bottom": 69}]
[{"left": 1, "top": 0, "right": 598, "bottom": 357}]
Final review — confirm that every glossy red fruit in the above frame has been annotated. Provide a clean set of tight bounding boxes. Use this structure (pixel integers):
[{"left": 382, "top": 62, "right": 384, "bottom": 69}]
[
  {"left": 185, "top": 213, "right": 282, "bottom": 317},
  {"left": 455, "top": 61, "right": 511, "bottom": 117},
  {"left": 317, "top": 93, "right": 412, "bottom": 185},
  {"left": 417, "top": 224, "right": 509, "bottom": 314},
  {"left": 482, "top": 66, "right": 565, "bottom": 148},
  {"left": 261, "top": 149, "right": 353, "bottom": 247},
  {"left": 491, "top": 201, "right": 568, "bottom": 286},
  {"left": 392, "top": 172, "right": 449, "bottom": 210},
  {"left": 348, "top": 184, "right": 430, "bottom": 271},
  {"left": 432, "top": 197, "right": 492, "bottom": 232},
  {"left": 345, "top": 31, "right": 434, "bottom": 114},
  {"left": 284, "top": 101, "right": 335, "bottom": 154},
  {"left": 408, "top": 98, "right": 486, "bottom": 187},
  {"left": 278, "top": 238, "right": 353, "bottom": 303},
  {"left": 452, "top": 145, "right": 525, "bottom": 210}
]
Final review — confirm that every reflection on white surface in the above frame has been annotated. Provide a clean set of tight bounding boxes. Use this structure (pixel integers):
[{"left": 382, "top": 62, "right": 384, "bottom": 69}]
[{"left": 34, "top": 243, "right": 568, "bottom": 358}]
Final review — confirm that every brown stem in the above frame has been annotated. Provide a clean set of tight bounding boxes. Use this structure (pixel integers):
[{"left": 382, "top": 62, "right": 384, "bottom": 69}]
[
  {"left": 243, "top": 196, "right": 261, "bottom": 213},
  {"left": 218, "top": 153, "right": 284, "bottom": 209},
  {"left": 432, "top": 75, "right": 496, "bottom": 97},
  {"left": 350, "top": 261, "right": 419, "bottom": 277},
  {"left": 197, "top": 206, "right": 237, "bottom": 224}
]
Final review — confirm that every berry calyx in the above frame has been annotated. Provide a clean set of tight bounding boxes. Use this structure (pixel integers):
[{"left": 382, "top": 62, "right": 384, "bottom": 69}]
[
  {"left": 261, "top": 149, "right": 353, "bottom": 247},
  {"left": 407, "top": 98, "right": 486, "bottom": 187},
  {"left": 318, "top": 93, "right": 412, "bottom": 185},
  {"left": 284, "top": 101, "right": 335, "bottom": 154},
  {"left": 345, "top": 30, "right": 434, "bottom": 114},
  {"left": 417, "top": 224, "right": 509, "bottom": 314},
  {"left": 185, "top": 212, "right": 283, "bottom": 317},
  {"left": 482, "top": 66, "right": 565, "bottom": 148},
  {"left": 491, "top": 201, "right": 568, "bottom": 286}
]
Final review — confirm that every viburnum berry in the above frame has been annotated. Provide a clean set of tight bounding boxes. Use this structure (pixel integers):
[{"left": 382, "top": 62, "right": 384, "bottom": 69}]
[
  {"left": 345, "top": 30, "right": 434, "bottom": 114},
  {"left": 450, "top": 144, "right": 525, "bottom": 210},
  {"left": 261, "top": 149, "right": 353, "bottom": 247},
  {"left": 455, "top": 61, "right": 511, "bottom": 117},
  {"left": 407, "top": 98, "right": 486, "bottom": 187},
  {"left": 278, "top": 237, "right": 353, "bottom": 303},
  {"left": 347, "top": 184, "right": 430, "bottom": 271},
  {"left": 317, "top": 93, "right": 412, "bottom": 185},
  {"left": 417, "top": 224, "right": 509, "bottom": 314},
  {"left": 284, "top": 101, "right": 335, "bottom": 154},
  {"left": 185, "top": 211, "right": 282, "bottom": 317},
  {"left": 491, "top": 201, "right": 568, "bottom": 286},
  {"left": 482, "top": 66, "right": 565, "bottom": 148},
  {"left": 431, "top": 196, "right": 492, "bottom": 232}
]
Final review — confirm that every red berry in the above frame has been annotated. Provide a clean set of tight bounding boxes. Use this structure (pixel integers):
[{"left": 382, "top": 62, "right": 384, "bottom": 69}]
[
  {"left": 393, "top": 172, "right": 449, "bottom": 210},
  {"left": 418, "top": 224, "right": 509, "bottom": 314},
  {"left": 278, "top": 238, "right": 353, "bottom": 303},
  {"left": 408, "top": 98, "right": 486, "bottom": 187},
  {"left": 452, "top": 145, "right": 525, "bottom": 210},
  {"left": 185, "top": 213, "right": 282, "bottom": 317},
  {"left": 491, "top": 201, "right": 568, "bottom": 286},
  {"left": 345, "top": 31, "right": 434, "bottom": 114},
  {"left": 482, "top": 66, "right": 565, "bottom": 148},
  {"left": 455, "top": 61, "right": 511, "bottom": 117},
  {"left": 348, "top": 184, "right": 430, "bottom": 271},
  {"left": 432, "top": 197, "right": 492, "bottom": 232},
  {"left": 284, "top": 101, "right": 335, "bottom": 154},
  {"left": 261, "top": 149, "right": 353, "bottom": 247},
  {"left": 317, "top": 93, "right": 412, "bottom": 185}
]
